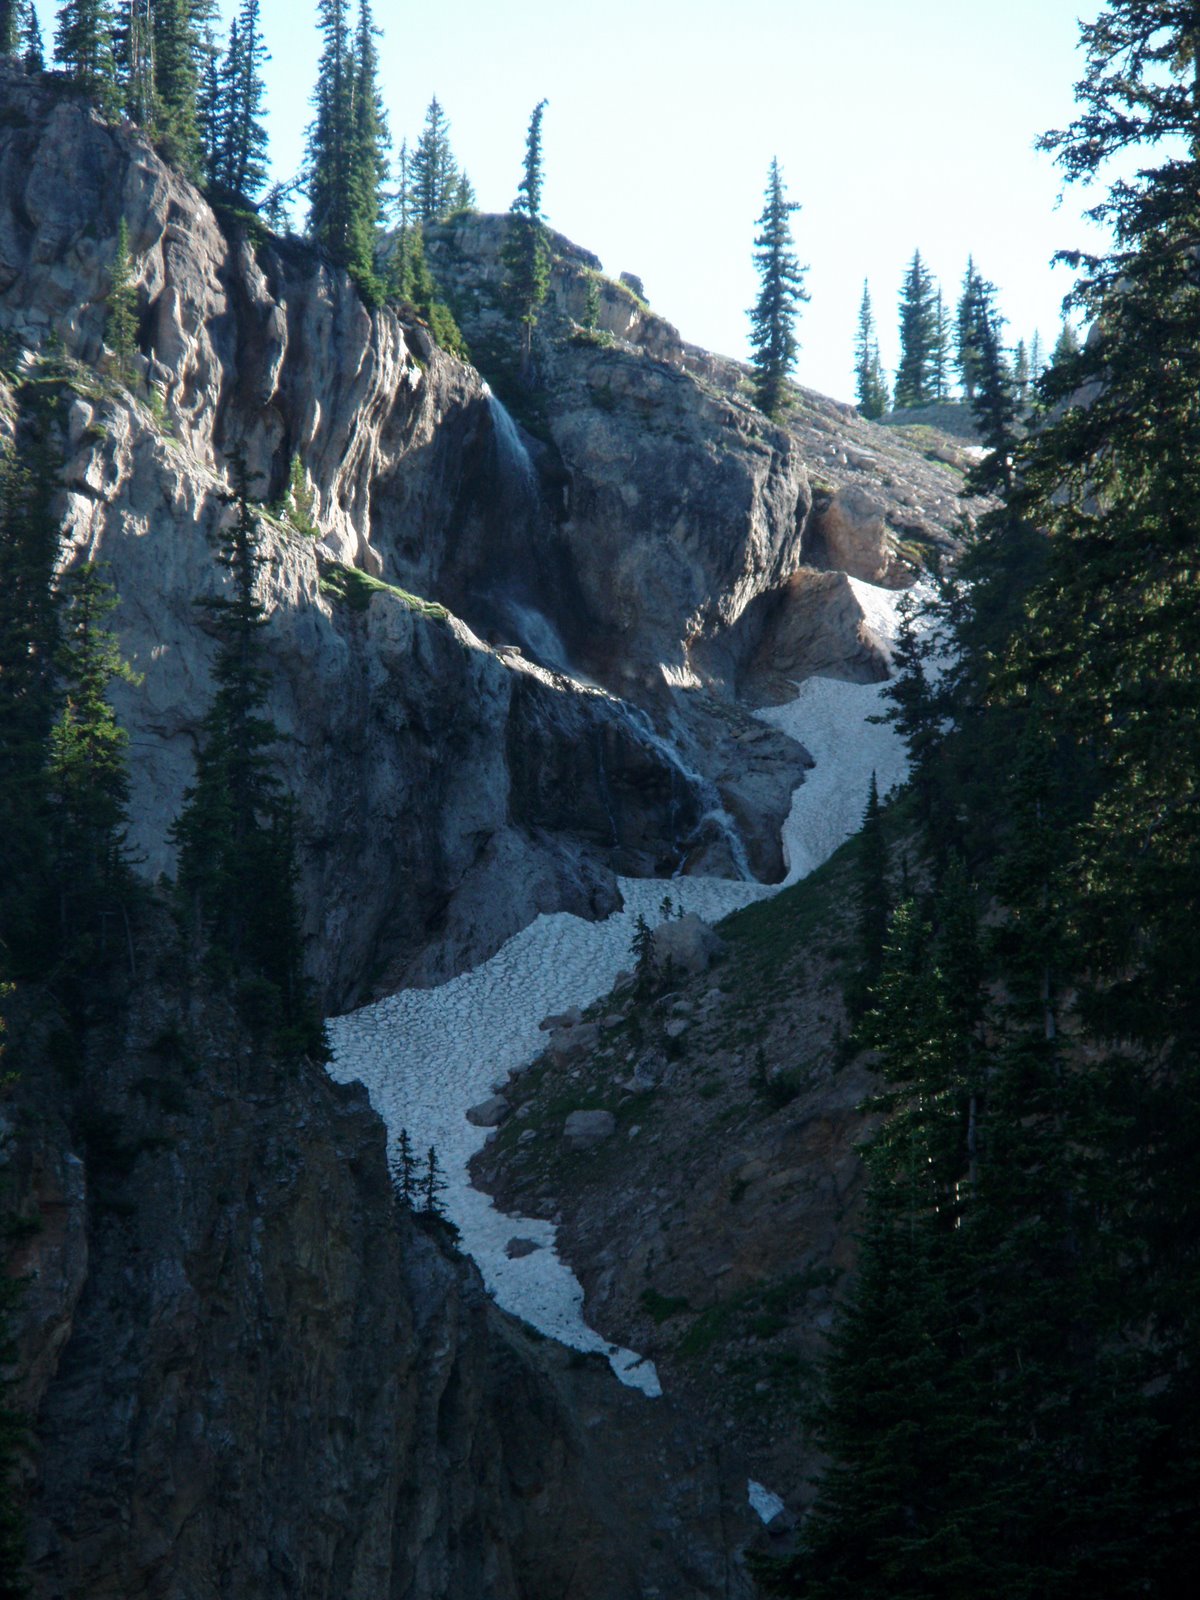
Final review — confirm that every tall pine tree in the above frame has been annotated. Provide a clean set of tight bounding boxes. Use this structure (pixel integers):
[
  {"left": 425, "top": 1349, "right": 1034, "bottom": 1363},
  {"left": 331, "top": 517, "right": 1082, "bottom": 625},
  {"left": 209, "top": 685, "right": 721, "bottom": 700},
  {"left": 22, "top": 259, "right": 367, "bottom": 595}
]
[
  {"left": 853, "top": 280, "right": 889, "bottom": 419},
  {"left": 748, "top": 157, "right": 808, "bottom": 418},
  {"left": 893, "top": 249, "right": 938, "bottom": 408},
  {"left": 502, "top": 97, "right": 550, "bottom": 384}
]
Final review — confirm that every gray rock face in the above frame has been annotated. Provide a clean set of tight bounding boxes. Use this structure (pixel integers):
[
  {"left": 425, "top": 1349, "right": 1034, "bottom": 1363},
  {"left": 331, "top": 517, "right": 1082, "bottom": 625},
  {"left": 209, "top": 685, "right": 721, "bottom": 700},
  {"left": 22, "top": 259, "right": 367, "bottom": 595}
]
[
  {"left": 564, "top": 1110, "right": 618, "bottom": 1149},
  {"left": 7, "top": 966, "right": 751, "bottom": 1600}
]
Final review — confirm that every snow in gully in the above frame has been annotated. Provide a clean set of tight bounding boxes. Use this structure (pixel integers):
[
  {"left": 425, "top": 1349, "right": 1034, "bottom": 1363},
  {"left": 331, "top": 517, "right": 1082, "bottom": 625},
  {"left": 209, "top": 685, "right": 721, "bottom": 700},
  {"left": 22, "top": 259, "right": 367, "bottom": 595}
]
[{"left": 326, "top": 577, "right": 913, "bottom": 1403}]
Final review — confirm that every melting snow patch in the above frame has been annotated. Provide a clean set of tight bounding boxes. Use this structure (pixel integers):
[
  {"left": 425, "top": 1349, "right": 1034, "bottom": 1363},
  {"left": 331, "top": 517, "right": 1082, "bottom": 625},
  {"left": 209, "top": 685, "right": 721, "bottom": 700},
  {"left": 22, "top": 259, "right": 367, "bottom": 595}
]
[
  {"left": 326, "top": 580, "right": 914, "bottom": 1395},
  {"left": 748, "top": 1479, "right": 788, "bottom": 1524}
]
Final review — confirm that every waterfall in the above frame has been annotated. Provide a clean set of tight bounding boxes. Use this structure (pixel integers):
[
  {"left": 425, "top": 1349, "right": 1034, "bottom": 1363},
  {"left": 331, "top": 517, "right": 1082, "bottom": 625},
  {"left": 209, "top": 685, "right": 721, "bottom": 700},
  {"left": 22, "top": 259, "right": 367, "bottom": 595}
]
[{"left": 485, "top": 386, "right": 539, "bottom": 505}]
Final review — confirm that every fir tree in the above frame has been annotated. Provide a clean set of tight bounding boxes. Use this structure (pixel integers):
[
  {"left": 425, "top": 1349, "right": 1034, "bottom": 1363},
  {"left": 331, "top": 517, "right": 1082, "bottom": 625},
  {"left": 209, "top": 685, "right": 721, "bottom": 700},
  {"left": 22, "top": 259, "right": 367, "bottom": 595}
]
[
  {"left": 173, "top": 451, "right": 324, "bottom": 1059},
  {"left": 747, "top": 157, "right": 808, "bottom": 418},
  {"left": 389, "top": 1128, "right": 417, "bottom": 1209},
  {"left": 893, "top": 249, "right": 938, "bottom": 408},
  {"left": 113, "top": 0, "right": 153, "bottom": 124},
  {"left": 211, "top": 0, "right": 270, "bottom": 203},
  {"left": 1050, "top": 317, "right": 1080, "bottom": 365},
  {"left": 0, "top": 400, "right": 60, "bottom": 974},
  {"left": 1013, "top": 337, "right": 1030, "bottom": 406},
  {"left": 931, "top": 285, "right": 950, "bottom": 400},
  {"left": 344, "top": 0, "right": 389, "bottom": 298},
  {"left": 306, "top": 0, "right": 355, "bottom": 259},
  {"left": 853, "top": 279, "right": 889, "bottom": 419},
  {"left": 959, "top": 271, "right": 1017, "bottom": 497},
  {"left": 0, "top": 2, "right": 19, "bottom": 55},
  {"left": 54, "top": 0, "right": 119, "bottom": 113},
  {"left": 20, "top": 1, "right": 43, "bottom": 71},
  {"left": 46, "top": 562, "right": 138, "bottom": 958},
  {"left": 955, "top": 255, "right": 984, "bottom": 400},
  {"left": 105, "top": 217, "right": 139, "bottom": 386},
  {"left": 409, "top": 95, "right": 460, "bottom": 224},
  {"left": 502, "top": 97, "right": 550, "bottom": 384},
  {"left": 151, "top": 0, "right": 203, "bottom": 174},
  {"left": 421, "top": 1145, "right": 448, "bottom": 1217}
]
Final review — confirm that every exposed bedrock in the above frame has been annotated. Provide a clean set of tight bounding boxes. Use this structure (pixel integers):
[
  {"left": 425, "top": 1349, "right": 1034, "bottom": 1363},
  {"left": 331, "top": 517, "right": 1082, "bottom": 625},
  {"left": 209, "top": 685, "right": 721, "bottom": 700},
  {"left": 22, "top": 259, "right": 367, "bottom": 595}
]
[{"left": 6, "top": 971, "right": 752, "bottom": 1600}]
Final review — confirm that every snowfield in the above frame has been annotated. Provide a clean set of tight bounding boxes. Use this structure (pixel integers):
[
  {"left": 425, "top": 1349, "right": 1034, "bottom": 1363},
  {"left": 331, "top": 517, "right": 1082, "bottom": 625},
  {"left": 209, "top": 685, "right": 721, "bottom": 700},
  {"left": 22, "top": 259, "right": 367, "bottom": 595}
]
[{"left": 327, "top": 577, "right": 912, "bottom": 1408}]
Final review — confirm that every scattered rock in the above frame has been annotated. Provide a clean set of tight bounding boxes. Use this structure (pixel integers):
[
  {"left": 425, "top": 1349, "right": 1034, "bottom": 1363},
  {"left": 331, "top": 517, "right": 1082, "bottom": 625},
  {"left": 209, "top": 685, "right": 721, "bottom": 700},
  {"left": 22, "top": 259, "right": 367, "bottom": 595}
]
[
  {"left": 665, "top": 1018, "right": 691, "bottom": 1041},
  {"left": 505, "top": 1237, "right": 542, "bottom": 1259},
  {"left": 549, "top": 1021, "right": 602, "bottom": 1062},
  {"left": 465, "top": 1095, "right": 510, "bottom": 1128},
  {"left": 563, "top": 1110, "right": 616, "bottom": 1150},
  {"left": 540, "top": 1007, "right": 583, "bottom": 1032}
]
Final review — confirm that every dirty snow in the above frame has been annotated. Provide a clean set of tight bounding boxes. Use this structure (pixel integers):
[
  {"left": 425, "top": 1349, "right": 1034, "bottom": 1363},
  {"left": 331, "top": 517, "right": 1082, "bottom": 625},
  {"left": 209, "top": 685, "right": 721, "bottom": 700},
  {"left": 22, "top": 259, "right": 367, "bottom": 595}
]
[
  {"left": 326, "top": 578, "right": 913, "bottom": 1393},
  {"left": 748, "top": 1480, "right": 788, "bottom": 1524}
]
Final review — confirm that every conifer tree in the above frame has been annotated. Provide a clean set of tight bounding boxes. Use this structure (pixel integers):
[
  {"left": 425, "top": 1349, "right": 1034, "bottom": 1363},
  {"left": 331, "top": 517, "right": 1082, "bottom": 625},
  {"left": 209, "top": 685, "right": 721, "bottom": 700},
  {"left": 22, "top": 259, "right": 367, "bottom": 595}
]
[
  {"left": 893, "top": 249, "right": 937, "bottom": 408},
  {"left": 0, "top": 406, "right": 60, "bottom": 973},
  {"left": 959, "top": 271, "right": 1016, "bottom": 496},
  {"left": 211, "top": 0, "right": 269, "bottom": 203},
  {"left": 173, "top": 452, "right": 324, "bottom": 1059},
  {"left": 20, "top": 1, "right": 43, "bottom": 71},
  {"left": 113, "top": 0, "right": 153, "bottom": 124},
  {"left": 344, "top": 0, "right": 389, "bottom": 296},
  {"left": 1050, "top": 317, "right": 1079, "bottom": 365},
  {"left": 151, "top": 0, "right": 203, "bottom": 173},
  {"left": 306, "top": 0, "right": 354, "bottom": 257},
  {"left": 853, "top": 280, "right": 889, "bottom": 419},
  {"left": 747, "top": 157, "right": 808, "bottom": 418},
  {"left": 105, "top": 218, "right": 139, "bottom": 387},
  {"left": 503, "top": 97, "right": 550, "bottom": 383},
  {"left": 847, "top": 771, "right": 888, "bottom": 1017},
  {"left": 0, "top": 2, "right": 19, "bottom": 55},
  {"left": 955, "top": 255, "right": 984, "bottom": 399},
  {"left": 46, "top": 562, "right": 137, "bottom": 956},
  {"left": 54, "top": 0, "right": 119, "bottom": 113},
  {"left": 421, "top": 1146, "right": 448, "bottom": 1217},
  {"left": 409, "top": 95, "right": 458, "bottom": 223},
  {"left": 931, "top": 285, "right": 950, "bottom": 399}
]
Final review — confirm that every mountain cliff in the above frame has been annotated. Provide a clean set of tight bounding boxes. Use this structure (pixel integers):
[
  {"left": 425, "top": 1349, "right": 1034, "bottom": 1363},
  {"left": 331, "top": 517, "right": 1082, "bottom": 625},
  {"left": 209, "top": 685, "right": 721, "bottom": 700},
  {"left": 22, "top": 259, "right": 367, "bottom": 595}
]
[{"left": 0, "top": 63, "right": 969, "bottom": 1599}]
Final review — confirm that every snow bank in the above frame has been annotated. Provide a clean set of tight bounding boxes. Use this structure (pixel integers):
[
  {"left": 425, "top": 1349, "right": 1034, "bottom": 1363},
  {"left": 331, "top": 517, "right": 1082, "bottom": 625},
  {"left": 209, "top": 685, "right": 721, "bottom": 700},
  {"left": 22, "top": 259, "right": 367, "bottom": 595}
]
[{"left": 327, "top": 580, "right": 913, "bottom": 1392}]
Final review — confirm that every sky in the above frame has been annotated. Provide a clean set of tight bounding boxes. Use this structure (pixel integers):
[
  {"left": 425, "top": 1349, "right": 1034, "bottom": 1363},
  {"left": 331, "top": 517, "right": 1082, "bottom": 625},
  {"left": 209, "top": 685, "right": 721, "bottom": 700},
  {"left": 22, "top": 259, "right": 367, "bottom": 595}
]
[{"left": 36, "top": 1, "right": 1111, "bottom": 403}]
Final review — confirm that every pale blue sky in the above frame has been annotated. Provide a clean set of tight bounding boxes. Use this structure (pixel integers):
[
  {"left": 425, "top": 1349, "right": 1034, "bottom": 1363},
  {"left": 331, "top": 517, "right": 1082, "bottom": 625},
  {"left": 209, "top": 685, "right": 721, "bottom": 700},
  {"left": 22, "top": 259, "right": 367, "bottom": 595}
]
[{"left": 39, "top": 2, "right": 1108, "bottom": 401}]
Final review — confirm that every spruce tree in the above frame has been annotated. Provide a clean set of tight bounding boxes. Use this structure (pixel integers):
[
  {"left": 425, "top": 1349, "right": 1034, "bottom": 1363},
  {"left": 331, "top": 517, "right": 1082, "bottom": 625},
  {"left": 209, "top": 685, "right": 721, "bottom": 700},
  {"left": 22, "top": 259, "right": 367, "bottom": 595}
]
[
  {"left": 409, "top": 95, "right": 458, "bottom": 223},
  {"left": 151, "top": 0, "right": 203, "bottom": 173},
  {"left": 46, "top": 562, "right": 137, "bottom": 958},
  {"left": 893, "top": 249, "right": 937, "bottom": 408},
  {"left": 502, "top": 97, "right": 550, "bottom": 383},
  {"left": 173, "top": 453, "right": 324, "bottom": 1059},
  {"left": 0, "top": 2, "right": 18, "bottom": 55},
  {"left": 931, "top": 285, "right": 950, "bottom": 400},
  {"left": 1050, "top": 317, "right": 1079, "bottom": 365},
  {"left": 853, "top": 280, "right": 889, "bottom": 419},
  {"left": 54, "top": 0, "right": 119, "bottom": 113},
  {"left": 211, "top": 1, "right": 269, "bottom": 203},
  {"left": 20, "top": 1, "right": 43, "bottom": 71},
  {"left": 955, "top": 255, "right": 984, "bottom": 400},
  {"left": 306, "top": 0, "right": 354, "bottom": 258},
  {"left": 747, "top": 156, "right": 808, "bottom": 418},
  {"left": 344, "top": 0, "right": 389, "bottom": 298},
  {"left": 104, "top": 217, "right": 139, "bottom": 387}
]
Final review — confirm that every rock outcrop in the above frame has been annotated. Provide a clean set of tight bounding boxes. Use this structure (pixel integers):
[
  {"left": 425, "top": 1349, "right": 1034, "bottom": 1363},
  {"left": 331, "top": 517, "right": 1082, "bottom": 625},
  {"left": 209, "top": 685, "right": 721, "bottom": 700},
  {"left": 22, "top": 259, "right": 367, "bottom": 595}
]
[{"left": 6, "top": 960, "right": 752, "bottom": 1600}]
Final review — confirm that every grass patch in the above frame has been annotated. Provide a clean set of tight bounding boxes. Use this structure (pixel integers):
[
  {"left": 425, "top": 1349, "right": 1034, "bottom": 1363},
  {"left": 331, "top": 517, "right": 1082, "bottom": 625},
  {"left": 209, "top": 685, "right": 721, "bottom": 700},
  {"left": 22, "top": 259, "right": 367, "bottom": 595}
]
[
  {"left": 640, "top": 1288, "right": 692, "bottom": 1323},
  {"left": 319, "top": 561, "right": 448, "bottom": 619}
]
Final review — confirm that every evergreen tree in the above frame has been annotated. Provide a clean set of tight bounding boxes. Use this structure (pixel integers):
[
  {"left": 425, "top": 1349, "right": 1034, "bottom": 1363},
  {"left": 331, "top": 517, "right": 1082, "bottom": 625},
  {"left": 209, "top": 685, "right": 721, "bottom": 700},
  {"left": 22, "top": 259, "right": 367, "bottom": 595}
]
[
  {"left": 959, "top": 271, "right": 1017, "bottom": 496},
  {"left": 306, "top": 0, "right": 354, "bottom": 258},
  {"left": 211, "top": 0, "right": 269, "bottom": 203},
  {"left": 151, "top": 0, "right": 203, "bottom": 173},
  {"left": 853, "top": 280, "right": 889, "bottom": 419},
  {"left": 0, "top": 2, "right": 18, "bottom": 55},
  {"left": 54, "top": 0, "right": 119, "bottom": 112},
  {"left": 893, "top": 249, "right": 938, "bottom": 408},
  {"left": 45, "top": 562, "right": 137, "bottom": 958},
  {"left": 20, "top": 1, "right": 43, "bottom": 71},
  {"left": 344, "top": 0, "right": 389, "bottom": 297},
  {"left": 1013, "top": 338, "right": 1030, "bottom": 406},
  {"left": 409, "top": 95, "right": 458, "bottom": 223},
  {"left": 1050, "top": 317, "right": 1080, "bottom": 365},
  {"left": 421, "top": 1145, "right": 448, "bottom": 1217},
  {"left": 747, "top": 156, "right": 808, "bottom": 418},
  {"left": 105, "top": 217, "right": 139, "bottom": 387},
  {"left": 0, "top": 400, "right": 60, "bottom": 974},
  {"left": 450, "top": 168, "right": 475, "bottom": 213},
  {"left": 502, "top": 97, "right": 550, "bottom": 383},
  {"left": 847, "top": 771, "right": 888, "bottom": 1017},
  {"left": 173, "top": 452, "right": 324, "bottom": 1059},
  {"left": 931, "top": 285, "right": 950, "bottom": 399},
  {"left": 0, "top": 990, "right": 27, "bottom": 1598},
  {"left": 955, "top": 255, "right": 984, "bottom": 399},
  {"left": 113, "top": 0, "right": 153, "bottom": 124},
  {"left": 1029, "top": 328, "right": 1044, "bottom": 383},
  {"left": 389, "top": 1128, "right": 417, "bottom": 1209}
]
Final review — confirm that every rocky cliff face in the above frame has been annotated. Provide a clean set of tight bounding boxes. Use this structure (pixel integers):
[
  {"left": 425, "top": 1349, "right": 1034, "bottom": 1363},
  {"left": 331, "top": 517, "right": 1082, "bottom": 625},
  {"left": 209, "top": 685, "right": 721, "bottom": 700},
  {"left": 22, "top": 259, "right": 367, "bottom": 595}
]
[{"left": 5, "top": 955, "right": 751, "bottom": 1600}]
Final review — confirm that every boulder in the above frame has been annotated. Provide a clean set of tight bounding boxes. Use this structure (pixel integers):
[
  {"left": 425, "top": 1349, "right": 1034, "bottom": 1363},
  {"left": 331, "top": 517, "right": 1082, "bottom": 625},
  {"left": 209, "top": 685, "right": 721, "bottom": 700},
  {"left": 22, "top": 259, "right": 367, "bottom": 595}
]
[
  {"left": 549, "top": 1022, "right": 601, "bottom": 1062},
  {"left": 650, "top": 913, "right": 724, "bottom": 977},
  {"left": 505, "top": 1237, "right": 542, "bottom": 1259},
  {"left": 563, "top": 1110, "right": 616, "bottom": 1150},
  {"left": 465, "top": 1095, "right": 510, "bottom": 1128},
  {"left": 540, "top": 1007, "right": 584, "bottom": 1032}
]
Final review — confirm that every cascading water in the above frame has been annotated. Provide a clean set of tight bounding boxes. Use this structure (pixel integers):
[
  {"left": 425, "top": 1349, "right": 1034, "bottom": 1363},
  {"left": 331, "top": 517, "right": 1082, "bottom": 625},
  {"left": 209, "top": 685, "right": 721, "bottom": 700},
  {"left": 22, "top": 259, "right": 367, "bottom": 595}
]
[
  {"left": 485, "top": 385, "right": 540, "bottom": 505},
  {"left": 604, "top": 698, "right": 755, "bottom": 881}
]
